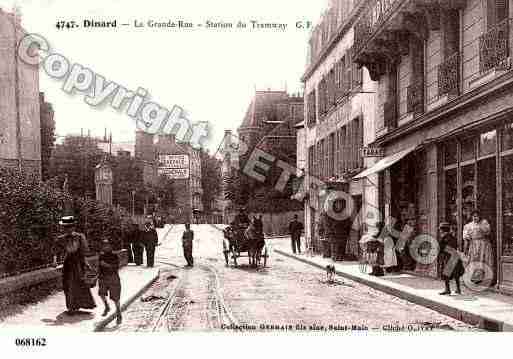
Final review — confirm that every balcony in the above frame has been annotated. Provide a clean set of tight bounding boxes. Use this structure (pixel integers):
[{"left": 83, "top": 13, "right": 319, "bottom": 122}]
[
  {"left": 407, "top": 81, "right": 424, "bottom": 114},
  {"left": 353, "top": 0, "right": 466, "bottom": 81},
  {"left": 479, "top": 19, "right": 509, "bottom": 74},
  {"left": 438, "top": 52, "right": 460, "bottom": 96}
]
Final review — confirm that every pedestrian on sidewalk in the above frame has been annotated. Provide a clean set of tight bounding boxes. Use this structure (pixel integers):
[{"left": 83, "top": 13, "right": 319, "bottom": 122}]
[
  {"left": 55, "top": 216, "right": 96, "bottom": 315},
  {"left": 381, "top": 223, "right": 397, "bottom": 274},
  {"left": 142, "top": 216, "right": 158, "bottom": 268},
  {"left": 438, "top": 222, "right": 465, "bottom": 295},
  {"left": 289, "top": 214, "right": 304, "bottom": 254},
  {"left": 182, "top": 223, "right": 194, "bottom": 267},
  {"left": 131, "top": 222, "right": 144, "bottom": 266},
  {"left": 359, "top": 222, "right": 385, "bottom": 277},
  {"left": 463, "top": 210, "right": 493, "bottom": 284},
  {"left": 98, "top": 239, "right": 122, "bottom": 324}
]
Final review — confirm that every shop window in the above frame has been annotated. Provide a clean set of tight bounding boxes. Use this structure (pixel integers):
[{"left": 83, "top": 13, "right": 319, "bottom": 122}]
[
  {"left": 462, "top": 165, "right": 476, "bottom": 223},
  {"left": 444, "top": 141, "right": 457, "bottom": 166},
  {"left": 460, "top": 137, "right": 476, "bottom": 162},
  {"left": 503, "top": 155, "right": 513, "bottom": 256},
  {"left": 445, "top": 168, "right": 458, "bottom": 233},
  {"left": 479, "top": 129, "right": 497, "bottom": 157},
  {"left": 503, "top": 123, "right": 513, "bottom": 151}
]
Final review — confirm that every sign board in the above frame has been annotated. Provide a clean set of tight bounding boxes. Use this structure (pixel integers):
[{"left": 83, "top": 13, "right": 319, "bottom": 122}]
[
  {"left": 159, "top": 154, "right": 189, "bottom": 168},
  {"left": 158, "top": 154, "right": 190, "bottom": 179},
  {"left": 361, "top": 146, "right": 385, "bottom": 158},
  {"left": 158, "top": 167, "right": 190, "bottom": 179}
]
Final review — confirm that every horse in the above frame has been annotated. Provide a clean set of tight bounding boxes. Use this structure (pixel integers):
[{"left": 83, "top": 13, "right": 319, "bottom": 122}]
[{"left": 245, "top": 218, "right": 265, "bottom": 268}]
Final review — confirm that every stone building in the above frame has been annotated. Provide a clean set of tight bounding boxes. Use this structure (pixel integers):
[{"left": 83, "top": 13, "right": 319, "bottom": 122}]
[
  {"left": 0, "top": 9, "right": 41, "bottom": 178},
  {"left": 352, "top": 0, "right": 513, "bottom": 290},
  {"left": 302, "top": 0, "right": 379, "bottom": 259}
]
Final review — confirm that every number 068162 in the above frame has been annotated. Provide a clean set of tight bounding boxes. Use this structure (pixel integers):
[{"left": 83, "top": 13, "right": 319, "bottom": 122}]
[{"left": 15, "top": 338, "right": 47, "bottom": 347}]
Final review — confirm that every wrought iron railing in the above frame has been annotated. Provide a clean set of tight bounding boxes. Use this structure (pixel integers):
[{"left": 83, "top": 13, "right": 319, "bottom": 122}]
[
  {"left": 407, "top": 81, "right": 424, "bottom": 114},
  {"left": 438, "top": 52, "right": 460, "bottom": 96},
  {"left": 383, "top": 100, "right": 397, "bottom": 129},
  {"left": 479, "top": 19, "right": 509, "bottom": 73}
]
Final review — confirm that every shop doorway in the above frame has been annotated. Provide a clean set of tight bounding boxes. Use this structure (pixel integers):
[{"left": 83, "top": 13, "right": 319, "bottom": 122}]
[{"left": 477, "top": 156, "right": 497, "bottom": 284}]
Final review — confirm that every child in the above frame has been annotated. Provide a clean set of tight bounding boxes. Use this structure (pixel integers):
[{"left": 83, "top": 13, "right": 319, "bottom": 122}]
[
  {"left": 98, "top": 239, "right": 122, "bottom": 324},
  {"left": 439, "top": 222, "right": 465, "bottom": 295},
  {"left": 182, "top": 223, "right": 194, "bottom": 267}
]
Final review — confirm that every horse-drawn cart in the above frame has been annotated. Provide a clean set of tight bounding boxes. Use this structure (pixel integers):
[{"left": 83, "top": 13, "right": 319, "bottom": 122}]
[{"left": 222, "top": 225, "right": 268, "bottom": 268}]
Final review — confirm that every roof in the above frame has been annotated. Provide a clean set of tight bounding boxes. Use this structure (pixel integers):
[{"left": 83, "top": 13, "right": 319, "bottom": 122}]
[{"left": 239, "top": 91, "right": 289, "bottom": 129}]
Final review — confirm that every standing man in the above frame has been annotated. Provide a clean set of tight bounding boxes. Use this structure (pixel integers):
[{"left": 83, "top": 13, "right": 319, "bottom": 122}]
[
  {"left": 131, "top": 222, "right": 144, "bottom": 266},
  {"left": 182, "top": 223, "right": 194, "bottom": 267},
  {"left": 289, "top": 214, "right": 304, "bottom": 255},
  {"left": 142, "top": 216, "right": 158, "bottom": 268}
]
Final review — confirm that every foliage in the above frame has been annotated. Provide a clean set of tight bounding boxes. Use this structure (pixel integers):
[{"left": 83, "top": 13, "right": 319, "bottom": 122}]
[
  {"left": 200, "top": 150, "right": 222, "bottom": 213},
  {"left": 48, "top": 135, "right": 104, "bottom": 198},
  {"left": 0, "top": 167, "right": 132, "bottom": 276},
  {"left": 40, "top": 104, "right": 56, "bottom": 181}
]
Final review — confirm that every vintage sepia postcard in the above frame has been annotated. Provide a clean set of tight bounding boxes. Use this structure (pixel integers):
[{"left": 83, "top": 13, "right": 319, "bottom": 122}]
[{"left": 1, "top": 0, "right": 512, "bottom": 357}]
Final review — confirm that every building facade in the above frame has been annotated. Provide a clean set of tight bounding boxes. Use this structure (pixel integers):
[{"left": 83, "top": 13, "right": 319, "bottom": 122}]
[
  {"left": 303, "top": 0, "right": 379, "bottom": 259},
  {"left": 352, "top": 0, "right": 513, "bottom": 290},
  {"left": 0, "top": 10, "right": 41, "bottom": 178},
  {"left": 237, "top": 90, "right": 304, "bottom": 217}
]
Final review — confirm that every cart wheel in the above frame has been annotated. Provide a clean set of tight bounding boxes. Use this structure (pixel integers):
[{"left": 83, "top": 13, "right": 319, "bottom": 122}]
[{"left": 263, "top": 247, "right": 268, "bottom": 267}]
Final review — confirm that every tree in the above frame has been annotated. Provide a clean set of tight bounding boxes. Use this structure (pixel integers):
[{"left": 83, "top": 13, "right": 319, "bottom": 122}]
[
  {"left": 200, "top": 150, "right": 222, "bottom": 213},
  {"left": 40, "top": 106, "right": 56, "bottom": 181},
  {"left": 48, "top": 135, "right": 104, "bottom": 198}
]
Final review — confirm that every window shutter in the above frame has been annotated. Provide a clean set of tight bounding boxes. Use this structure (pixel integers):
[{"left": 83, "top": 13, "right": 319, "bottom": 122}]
[{"left": 346, "top": 48, "right": 353, "bottom": 94}]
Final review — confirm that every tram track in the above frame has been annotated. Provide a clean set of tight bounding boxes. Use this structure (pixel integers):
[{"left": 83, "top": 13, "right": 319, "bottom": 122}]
[{"left": 150, "top": 262, "right": 239, "bottom": 332}]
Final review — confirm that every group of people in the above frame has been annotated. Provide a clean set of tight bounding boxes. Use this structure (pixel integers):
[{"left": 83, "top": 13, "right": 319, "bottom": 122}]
[
  {"left": 360, "top": 209, "right": 494, "bottom": 296},
  {"left": 125, "top": 216, "right": 160, "bottom": 268}
]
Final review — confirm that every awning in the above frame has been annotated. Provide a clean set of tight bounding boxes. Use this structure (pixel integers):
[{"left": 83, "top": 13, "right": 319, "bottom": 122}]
[{"left": 353, "top": 145, "right": 417, "bottom": 179}]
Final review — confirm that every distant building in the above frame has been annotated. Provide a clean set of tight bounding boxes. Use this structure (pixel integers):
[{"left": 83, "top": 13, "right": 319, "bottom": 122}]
[
  {"left": 225, "top": 90, "right": 304, "bottom": 219},
  {"left": 0, "top": 10, "right": 41, "bottom": 178},
  {"left": 238, "top": 90, "right": 303, "bottom": 166},
  {"left": 135, "top": 131, "right": 203, "bottom": 222}
]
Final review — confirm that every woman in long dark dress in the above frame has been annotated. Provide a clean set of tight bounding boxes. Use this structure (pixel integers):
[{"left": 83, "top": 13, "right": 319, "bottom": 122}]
[{"left": 57, "top": 216, "right": 96, "bottom": 314}]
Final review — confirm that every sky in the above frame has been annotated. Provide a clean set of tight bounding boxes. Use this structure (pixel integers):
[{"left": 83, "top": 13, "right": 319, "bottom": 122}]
[{"left": 1, "top": 0, "right": 327, "bottom": 153}]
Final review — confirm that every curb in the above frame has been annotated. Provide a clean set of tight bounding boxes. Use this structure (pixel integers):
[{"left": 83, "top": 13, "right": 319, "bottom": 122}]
[
  {"left": 93, "top": 268, "right": 160, "bottom": 332},
  {"left": 274, "top": 249, "right": 506, "bottom": 331}
]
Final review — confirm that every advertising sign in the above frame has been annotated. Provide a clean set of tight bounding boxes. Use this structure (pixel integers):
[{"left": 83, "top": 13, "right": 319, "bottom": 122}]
[
  {"left": 158, "top": 154, "right": 190, "bottom": 179},
  {"left": 158, "top": 167, "right": 190, "bottom": 179},
  {"left": 159, "top": 154, "right": 189, "bottom": 168}
]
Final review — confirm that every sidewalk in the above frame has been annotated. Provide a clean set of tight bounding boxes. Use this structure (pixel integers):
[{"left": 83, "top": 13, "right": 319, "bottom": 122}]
[
  {"left": 272, "top": 240, "right": 513, "bottom": 331},
  {"left": 0, "top": 264, "right": 159, "bottom": 332},
  {"left": 0, "top": 225, "right": 174, "bottom": 332}
]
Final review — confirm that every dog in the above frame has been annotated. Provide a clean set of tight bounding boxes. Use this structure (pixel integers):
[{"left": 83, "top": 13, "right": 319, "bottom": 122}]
[{"left": 326, "top": 264, "right": 336, "bottom": 284}]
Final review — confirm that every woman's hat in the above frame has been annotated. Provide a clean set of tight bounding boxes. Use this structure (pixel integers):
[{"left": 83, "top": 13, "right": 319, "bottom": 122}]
[{"left": 59, "top": 215, "right": 76, "bottom": 226}]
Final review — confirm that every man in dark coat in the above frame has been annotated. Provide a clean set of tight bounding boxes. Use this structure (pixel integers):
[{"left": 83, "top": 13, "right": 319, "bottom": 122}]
[
  {"left": 289, "top": 214, "right": 304, "bottom": 254},
  {"left": 439, "top": 222, "right": 465, "bottom": 295},
  {"left": 142, "top": 217, "right": 159, "bottom": 268},
  {"left": 234, "top": 208, "right": 250, "bottom": 228},
  {"left": 131, "top": 223, "right": 144, "bottom": 266}
]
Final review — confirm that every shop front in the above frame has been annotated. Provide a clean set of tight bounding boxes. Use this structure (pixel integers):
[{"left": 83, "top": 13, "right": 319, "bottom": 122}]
[
  {"left": 360, "top": 117, "right": 513, "bottom": 291},
  {"left": 440, "top": 121, "right": 513, "bottom": 292},
  {"left": 355, "top": 145, "right": 439, "bottom": 277}
]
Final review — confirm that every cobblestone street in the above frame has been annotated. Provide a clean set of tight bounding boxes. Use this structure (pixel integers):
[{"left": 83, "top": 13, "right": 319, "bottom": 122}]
[{"left": 105, "top": 224, "right": 478, "bottom": 333}]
